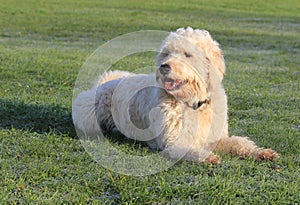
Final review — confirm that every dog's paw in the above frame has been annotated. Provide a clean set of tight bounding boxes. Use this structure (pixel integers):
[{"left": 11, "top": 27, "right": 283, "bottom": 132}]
[
  {"left": 204, "top": 153, "right": 221, "bottom": 164},
  {"left": 255, "top": 149, "right": 280, "bottom": 161}
]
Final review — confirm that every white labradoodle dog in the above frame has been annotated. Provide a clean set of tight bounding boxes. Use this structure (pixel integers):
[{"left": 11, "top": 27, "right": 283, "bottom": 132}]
[{"left": 73, "top": 27, "right": 279, "bottom": 164}]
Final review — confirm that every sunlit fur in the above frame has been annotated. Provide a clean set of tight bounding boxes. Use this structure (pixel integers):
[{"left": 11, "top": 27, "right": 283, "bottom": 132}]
[{"left": 73, "top": 27, "right": 279, "bottom": 163}]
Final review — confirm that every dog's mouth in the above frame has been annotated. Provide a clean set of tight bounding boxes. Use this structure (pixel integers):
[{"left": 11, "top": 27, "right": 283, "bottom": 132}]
[{"left": 163, "top": 77, "right": 187, "bottom": 91}]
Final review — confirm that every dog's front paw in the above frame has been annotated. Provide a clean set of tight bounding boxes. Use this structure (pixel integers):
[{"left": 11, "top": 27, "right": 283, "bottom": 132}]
[
  {"left": 255, "top": 149, "right": 280, "bottom": 161},
  {"left": 204, "top": 153, "right": 221, "bottom": 164}
]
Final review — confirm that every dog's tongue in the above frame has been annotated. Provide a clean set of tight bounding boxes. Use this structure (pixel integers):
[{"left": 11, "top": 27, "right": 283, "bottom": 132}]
[
  {"left": 164, "top": 81, "right": 175, "bottom": 90},
  {"left": 164, "top": 79, "right": 181, "bottom": 90}
]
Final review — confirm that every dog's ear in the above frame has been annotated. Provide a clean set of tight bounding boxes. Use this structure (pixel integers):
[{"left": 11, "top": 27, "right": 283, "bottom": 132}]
[
  {"left": 193, "top": 29, "right": 225, "bottom": 82},
  {"left": 176, "top": 27, "right": 225, "bottom": 82},
  {"left": 206, "top": 43, "right": 225, "bottom": 83}
]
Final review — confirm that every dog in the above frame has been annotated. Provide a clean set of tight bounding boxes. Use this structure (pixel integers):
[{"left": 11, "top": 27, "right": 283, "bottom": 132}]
[{"left": 73, "top": 27, "right": 279, "bottom": 164}]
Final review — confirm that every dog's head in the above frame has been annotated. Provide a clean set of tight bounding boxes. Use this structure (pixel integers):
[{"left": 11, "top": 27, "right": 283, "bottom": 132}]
[{"left": 156, "top": 27, "right": 225, "bottom": 110}]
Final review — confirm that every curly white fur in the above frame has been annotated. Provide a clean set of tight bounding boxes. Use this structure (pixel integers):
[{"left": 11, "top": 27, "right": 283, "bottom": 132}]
[{"left": 72, "top": 27, "right": 279, "bottom": 163}]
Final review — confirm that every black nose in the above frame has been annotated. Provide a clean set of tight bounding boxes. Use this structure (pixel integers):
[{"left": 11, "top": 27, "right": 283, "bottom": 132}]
[{"left": 159, "top": 64, "right": 171, "bottom": 75}]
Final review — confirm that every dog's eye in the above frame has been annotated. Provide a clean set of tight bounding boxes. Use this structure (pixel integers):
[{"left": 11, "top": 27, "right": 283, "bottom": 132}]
[
  {"left": 160, "top": 51, "right": 169, "bottom": 58},
  {"left": 184, "top": 52, "right": 192, "bottom": 58}
]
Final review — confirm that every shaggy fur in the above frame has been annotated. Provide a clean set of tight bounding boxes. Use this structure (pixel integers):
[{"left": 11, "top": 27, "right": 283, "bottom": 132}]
[{"left": 73, "top": 27, "right": 279, "bottom": 164}]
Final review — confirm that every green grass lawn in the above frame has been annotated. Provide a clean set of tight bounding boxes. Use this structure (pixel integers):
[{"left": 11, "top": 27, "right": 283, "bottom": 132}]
[{"left": 1, "top": 0, "right": 299, "bottom": 204}]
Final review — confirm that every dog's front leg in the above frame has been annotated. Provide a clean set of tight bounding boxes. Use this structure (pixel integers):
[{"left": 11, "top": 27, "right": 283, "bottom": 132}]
[{"left": 215, "top": 135, "right": 279, "bottom": 160}]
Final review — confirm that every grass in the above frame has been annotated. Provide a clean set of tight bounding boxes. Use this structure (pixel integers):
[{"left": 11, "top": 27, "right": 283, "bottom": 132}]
[{"left": 0, "top": 0, "right": 299, "bottom": 204}]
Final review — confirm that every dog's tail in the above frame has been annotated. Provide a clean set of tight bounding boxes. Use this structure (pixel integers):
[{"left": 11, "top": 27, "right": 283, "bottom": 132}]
[{"left": 72, "top": 88, "right": 101, "bottom": 137}]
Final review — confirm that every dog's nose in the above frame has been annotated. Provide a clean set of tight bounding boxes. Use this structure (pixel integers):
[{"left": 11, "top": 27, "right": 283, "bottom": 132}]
[{"left": 159, "top": 64, "right": 171, "bottom": 75}]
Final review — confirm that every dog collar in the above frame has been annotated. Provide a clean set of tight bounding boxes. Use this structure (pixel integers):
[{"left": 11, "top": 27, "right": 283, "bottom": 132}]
[{"left": 192, "top": 98, "right": 210, "bottom": 110}]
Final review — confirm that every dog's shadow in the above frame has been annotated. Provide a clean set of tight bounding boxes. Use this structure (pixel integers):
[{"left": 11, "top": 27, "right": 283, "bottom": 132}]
[
  {"left": 0, "top": 98, "right": 151, "bottom": 150},
  {"left": 0, "top": 99, "right": 76, "bottom": 137},
  {"left": 105, "top": 131, "right": 152, "bottom": 153}
]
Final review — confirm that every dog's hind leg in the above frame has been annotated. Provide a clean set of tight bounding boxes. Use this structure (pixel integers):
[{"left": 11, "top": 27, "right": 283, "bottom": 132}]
[
  {"left": 73, "top": 79, "right": 121, "bottom": 137},
  {"left": 215, "top": 135, "right": 279, "bottom": 161}
]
